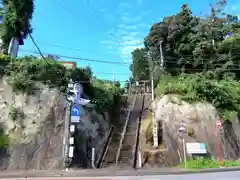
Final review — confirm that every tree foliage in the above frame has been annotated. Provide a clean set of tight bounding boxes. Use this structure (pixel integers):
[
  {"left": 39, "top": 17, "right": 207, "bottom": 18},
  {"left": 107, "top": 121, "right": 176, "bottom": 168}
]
[
  {"left": 1, "top": 0, "right": 34, "bottom": 50},
  {"left": 130, "top": 0, "right": 240, "bottom": 80},
  {"left": 0, "top": 54, "right": 123, "bottom": 111},
  {"left": 130, "top": 48, "right": 149, "bottom": 81},
  {"left": 129, "top": 0, "right": 240, "bottom": 120},
  {"left": 156, "top": 73, "right": 240, "bottom": 121}
]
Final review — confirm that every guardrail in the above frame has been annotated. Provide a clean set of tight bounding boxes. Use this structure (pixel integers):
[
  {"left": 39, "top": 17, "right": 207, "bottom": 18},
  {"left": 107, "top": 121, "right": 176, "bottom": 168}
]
[
  {"left": 96, "top": 125, "right": 114, "bottom": 168},
  {"left": 132, "top": 95, "right": 145, "bottom": 168},
  {"left": 96, "top": 96, "right": 128, "bottom": 168},
  {"left": 115, "top": 94, "right": 137, "bottom": 166}
]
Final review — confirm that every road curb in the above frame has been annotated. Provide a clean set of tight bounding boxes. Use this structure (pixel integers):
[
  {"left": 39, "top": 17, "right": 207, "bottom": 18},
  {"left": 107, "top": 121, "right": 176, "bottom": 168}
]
[
  {"left": 0, "top": 167, "right": 240, "bottom": 178},
  {"left": 136, "top": 166, "right": 240, "bottom": 176}
]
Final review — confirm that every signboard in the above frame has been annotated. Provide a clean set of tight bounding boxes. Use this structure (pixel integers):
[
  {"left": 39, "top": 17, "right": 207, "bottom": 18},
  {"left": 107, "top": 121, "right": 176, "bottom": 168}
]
[
  {"left": 71, "top": 105, "right": 80, "bottom": 123},
  {"left": 153, "top": 122, "right": 158, "bottom": 147},
  {"left": 69, "top": 137, "right": 74, "bottom": 145},
  {"left": 68, "top": 146, "right": 74, "bottom": 158},
  {"left": 58, "top": 61, "right": 76, "bottom": 69},
  {"left": 73, "top": 83, "right": 83, "bottom": 101},
  {"left": 186, "top": 143, "right": 207, "bottom": 154},
  {"left": 70, "top": 125, "right": 75, "bottom": 133}
]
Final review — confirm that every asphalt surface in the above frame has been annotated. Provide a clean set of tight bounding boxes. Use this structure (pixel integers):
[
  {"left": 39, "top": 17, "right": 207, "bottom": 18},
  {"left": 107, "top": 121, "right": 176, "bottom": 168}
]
[
  {"left": 1, "top": 167, "right": 240, "bottom": 178},
  {"left": 1, "top": 170, "right": 240, "bottom": 180}
]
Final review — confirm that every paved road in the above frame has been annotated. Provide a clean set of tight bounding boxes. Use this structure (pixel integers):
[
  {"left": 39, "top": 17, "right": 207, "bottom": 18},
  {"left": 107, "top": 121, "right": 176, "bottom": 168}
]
[{"left": 1, "top": 171, "right": 240, "bottom": 180}]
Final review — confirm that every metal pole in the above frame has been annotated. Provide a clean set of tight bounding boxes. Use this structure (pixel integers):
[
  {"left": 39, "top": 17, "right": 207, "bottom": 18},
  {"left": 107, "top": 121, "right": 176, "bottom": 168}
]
[
  {"left": 8, "top": 37, "right": 19, "bottom": 58},
  {"left": 217, "top": 129, "right": 223, "bottom": 167},
  {"left": 159, "top": 41, "right": 164, "bottom": 67},
  {"left": 113, "top": 67, "right": 115, "bottom": 84},
  {"left": 113, "top": 67, "right": 115, "bottom": 93},
  {"left": 183, "top": 138, "right": 187, "bottom": 168},
  {"left": 92, "top": 147, "right": 96, "bottom": 168},
  {"left": 148, "top": 50, "right": 158, "bottom": 148},
  {"left": 138, "top": 151, "right": 142, "bottom": 168},
  {"left": 63, "top": 103, "right": 70, "bottom": 167}
]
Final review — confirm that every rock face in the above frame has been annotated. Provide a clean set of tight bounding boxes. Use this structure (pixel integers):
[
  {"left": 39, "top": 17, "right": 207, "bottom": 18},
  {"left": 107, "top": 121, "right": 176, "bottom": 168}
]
[
  {"left": 71, "top": 108, "right": 110, "bottom": 168},
  {"left": 0, "top": 78, "right": 110, "bottom": 170},
  {"left": 153, "top": 94, "right": 240, "bottom": 167}
]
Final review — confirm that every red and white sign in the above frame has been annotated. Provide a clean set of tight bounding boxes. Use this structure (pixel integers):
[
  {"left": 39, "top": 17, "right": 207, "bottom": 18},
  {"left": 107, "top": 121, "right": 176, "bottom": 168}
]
[
  {"left": 58, "top": 61, "right": 76, "bottom": 69},
  {"left": 216, "top": 120, "right": 222, "bottom": 128}
]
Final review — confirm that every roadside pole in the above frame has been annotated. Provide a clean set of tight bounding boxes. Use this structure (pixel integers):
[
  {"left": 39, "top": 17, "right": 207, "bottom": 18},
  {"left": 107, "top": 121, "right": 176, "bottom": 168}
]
[
  {"left": 182, "top": 137, "right": 187, "bottom": 169},
  {"left": 147, "top": 50, "right": 158, "bottom": 148},
  {"left": 178, "top": 126, "right": 187, "bottom": 169},
  {"left": 216, "top": 119, "right": 223, "bottom": 167},
  {"left": 66, "top": 81, "right": 95, "bottom": 169}
]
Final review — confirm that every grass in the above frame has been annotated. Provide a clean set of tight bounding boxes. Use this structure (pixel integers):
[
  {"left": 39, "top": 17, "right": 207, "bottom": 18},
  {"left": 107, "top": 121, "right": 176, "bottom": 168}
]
[
  {"left": 140, "top": 111, "right": 165, "bottom": 150},
  {"left": 178, "top": 158, "right": 240, "bottom": 169},
  {"left": 0, "top": 125, "right": 10, "bottom": 148}
]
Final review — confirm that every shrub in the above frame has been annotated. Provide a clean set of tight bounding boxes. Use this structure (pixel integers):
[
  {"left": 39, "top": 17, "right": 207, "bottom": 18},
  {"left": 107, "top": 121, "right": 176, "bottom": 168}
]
[
  {"left": 9, "top": 105, "right": 24, "bottom": 121},
  {"left": 0, "top": 54, "right": 123, "bottom": 111},
  {"left": 156, "top": 72, "right": 240, "bottom": 121},
  {"left": 0, "top": 125, "right": 9, "bottom": 148}
]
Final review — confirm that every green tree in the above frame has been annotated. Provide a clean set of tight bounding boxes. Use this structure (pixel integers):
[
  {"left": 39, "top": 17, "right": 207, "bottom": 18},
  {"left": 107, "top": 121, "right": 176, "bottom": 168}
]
[
  {"left": 141, "top": 0, "right": 240, "bottom": 78},
  {"left": 1, "top": 0, "right": 34, "bottom": 51},
  {"left": 130, "top": 48, "right": 149, "bottom": 81}
]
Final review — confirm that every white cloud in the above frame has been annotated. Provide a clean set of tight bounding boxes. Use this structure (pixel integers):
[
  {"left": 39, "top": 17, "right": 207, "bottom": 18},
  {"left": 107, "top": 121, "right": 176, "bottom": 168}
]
[
  {"left": 99, "top": 2, "right": 151, "bottom": 62},
  {"left": 100, "top": 40, "right": 119, "bottom": 46},
  {"left": 124, "top": 25, "right": 138, "bottom": 30},
  {"left": 120, "top": 10, "right": 150, "bottom": 23},
  {"left": 121, "top": 39, "right": 143, "bottom": 46}
]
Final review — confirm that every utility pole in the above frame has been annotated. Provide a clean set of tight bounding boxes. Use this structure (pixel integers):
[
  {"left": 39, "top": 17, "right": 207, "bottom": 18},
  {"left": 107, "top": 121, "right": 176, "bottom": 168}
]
[
  {"left": 112, "top": 67, "right": 115, "bottom": 93},
  {"left": 112, "top": 67, "right": 115, "bottom": 84},
  {"left": 211, "top": 18, "right": 215, "bottom": 47},
  {"left": 160, "top": 41, "right": 164, "bottom": 67},
  {"left": 147, "top": 49, "right": 158, "bottom": 148},
  {"left": 8, "top": 37, "right": 19, "bottom": 58}
]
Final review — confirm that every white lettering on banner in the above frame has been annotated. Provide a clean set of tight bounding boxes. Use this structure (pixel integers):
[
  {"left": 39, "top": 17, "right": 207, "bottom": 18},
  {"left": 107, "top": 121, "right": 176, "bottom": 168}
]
[
  {"left": 186, "top": 143, "right": 207, "bottom": 154},
  {"left": 70, "top": 116, "right": 80, "bottom": 123}
]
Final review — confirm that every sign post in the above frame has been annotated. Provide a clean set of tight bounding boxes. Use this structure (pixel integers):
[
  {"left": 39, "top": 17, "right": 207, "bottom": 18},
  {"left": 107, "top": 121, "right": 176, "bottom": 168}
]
[
  {"left": 71, "top": 105, "right": 80, "bottom": 123},
  {"left": 216, "top": 120, "right": 223, "bottom": 167},
  {"left": 65, "top": 81, "right": 96, "bottom": 169},
  {"left": 186, "top": 143, "right": 207, "bottom": 154}
]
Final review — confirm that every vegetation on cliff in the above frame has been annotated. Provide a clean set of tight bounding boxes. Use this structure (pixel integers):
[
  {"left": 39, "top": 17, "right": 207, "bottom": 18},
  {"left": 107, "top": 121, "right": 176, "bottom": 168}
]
[
  {"left": 0, "top": 0, "right": 34, "bottom": 51},
  {"left": 156, "top": 73, "right": 240, "bottom": 121},
  {"left": 0, "top": 54, "right": 123, "bottom": 147},
  {"left": 0, "top": 54, "right": 123, "bottom": 110}
]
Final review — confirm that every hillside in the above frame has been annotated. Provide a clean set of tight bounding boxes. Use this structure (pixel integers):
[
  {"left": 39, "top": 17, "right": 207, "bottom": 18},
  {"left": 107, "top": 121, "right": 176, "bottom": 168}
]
[
  {"left": 139, "top": 73, "right": 240, "bottom": 167},
  {"left": 130, "top": 1, "right": 240, "bottom": 168},
  {"left": 0, "top": 54, "right": 122, "bottom": 170}
]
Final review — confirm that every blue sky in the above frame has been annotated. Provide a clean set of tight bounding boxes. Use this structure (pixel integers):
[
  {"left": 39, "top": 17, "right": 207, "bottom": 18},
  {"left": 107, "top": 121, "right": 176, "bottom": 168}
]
[{"left": 18, "top": 0, "right": 240, "bottom": 82}]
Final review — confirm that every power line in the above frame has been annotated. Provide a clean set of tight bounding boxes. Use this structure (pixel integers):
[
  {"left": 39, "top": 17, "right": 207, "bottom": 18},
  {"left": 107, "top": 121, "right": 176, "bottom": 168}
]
[
  {"left": 19, "top": 48, "right": 131, "bottom": 65},
  {"left": 85, "top": 0, "right": 124, "bottom": 49},
  {"left": 51, "top": 0, "right": 124, "bottom": 51},
  {"left": 41, "top": 43, "right": 110, "bottom": 57},
  {"left": 28, "top": 32, "right": 45, "bottom": 59},
  {"left": 20, "top": 46, "right": 240, "bottom": 68},
  {"left": 51, "top": 0, "right": 77, "bottom": 17}
]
